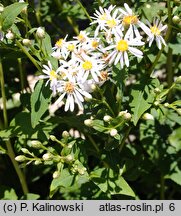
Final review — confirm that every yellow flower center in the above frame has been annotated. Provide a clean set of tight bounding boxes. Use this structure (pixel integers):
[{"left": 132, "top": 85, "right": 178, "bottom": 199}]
[
  {"left": 106, "top": 19, "right": 117, "bottom": 28},
  {"left": 150, "top": 25, "right": 161, "bottom": 36},
  {"left": 65, "top": 82, "right": 74, "bottom": 93},
  {"left": 123, "top": 15, "right": 138, "bottom": 25},
  {"left": 77, "top": 33, "right": 86, "bottom": 42},
  {"left": 116, "top": 40, "right": 128, "bottom": 52},
  {"left": 56, "top": 39, "right": 64, "bottom": 48},
  {"left": 92, "top": 40, "right": 99, "bottom": 48},
  {"left": 50, "top": 70, "right": 57, "bottom": 80},
  {"left": 67, "top": 44, "right": 75, "bottom": 51},
  {"left": 82, "top": 61, "right": 92, "bottom": 70}
]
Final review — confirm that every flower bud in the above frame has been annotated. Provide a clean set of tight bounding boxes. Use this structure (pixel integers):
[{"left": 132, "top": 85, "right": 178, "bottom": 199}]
[
  {"left": 30, "top": 140, "right": 42, "bottom": 149},
  {"left": 34, "top": 159, "right": 42, "bottom": 165},
  {"left": 109, "top": 128, "right": 118, "bottom": 137},
  {"left": 62, "top": 130, "right": 69, "bottom": 138},
  {"left": 22, "top": 38, "right": 31, "bottom": 47},
  {"left": 36, "top": 27, "right": 45, "bottom": 39},
  {"left": 78, "top": 167, "right": 87, "bottom": 175},
  {"left": 42, "top": 153, "right": 53, "bottom": 161},
  {"left": 142, "top": 113, "right": 154, "bottom": 120},
  {"left": 123, "top": 112, "right": 132, "bottom": 120},
  {"left": 6, "top": 30, "right": 14, "bottom": 40},
  {"left": 103, "top": 115, "right": 112, "bottom": 122},
  {"left": 15, "top": 155, "right": 27, "bottom": 162},
  {"left": 154, "top": 101, "right": 160, "bottom": 106},
  {"left": 154, "top": 88, "right": 161, "bottom": 94},
  {"left": 175, "top": 76, "right": 181, "bottom": 84},
  {"left": 84, "top": 119, "right": 93, "bottom": 127},
  {"left": 0, "top": 4, "right": 4, "bottom": 13},
  {"left": 49, "top": 135, "right": 56, "bottom": 141},
  {"left": 21, "top": 148, "right": 31, "bottom": 154},
  {"left": 53, "top": 171, "right": 60, "bottom": 179},
  {"left": 64, "top": 154, "right": 74, "bottom": 162},
  {"left": 164, "top": 102, "right": 169, "bottom": 107},
  {"left": 19, "top": 0, "right": 27, "bottom": 14},
  {"left": 91, "top": 84, "right": 97, "bottom": 91},
  {"left": 172, "top": 16, "right": 180, "bottom": 24}
]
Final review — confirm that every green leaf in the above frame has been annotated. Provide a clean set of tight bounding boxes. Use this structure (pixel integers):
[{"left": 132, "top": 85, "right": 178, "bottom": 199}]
[
  {"left": 31, "top": 80, "right": 52, "bottom": 128},
  {"left": 0, "top": 187, "right": 18, "bottom": 200},
  {"left": 165, "top": 162, "right": 181, "bottom": 186},
  {"left": 130, "top": 78, "right": 158, "bottom": 125},
  {"left": 90, "top": 168, "right": 135, "bottom": 197},
  {"left": 50, "top": 168, "right": 74, "bottom": 197},
  {"left": 168, "top": 127, "right": 181, "bottom": 151},
  {"left": 21, "top": 193, "right": 40, "bottom": 200},
  {"left": 1, "top": 2, "right": 28, "bottom": 31}
]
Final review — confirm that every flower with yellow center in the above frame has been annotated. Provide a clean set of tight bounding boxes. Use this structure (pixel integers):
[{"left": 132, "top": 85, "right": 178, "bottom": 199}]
[
  {"left": 56, "top": 38, "right": 64, "bottom": 48},
  {"left": 67, "top": 44, "right": 75, "bottom": 51},
  {"left": 55, "top": 77, "right": 92, "bottom": 112},
  {"left": 82, "top": 61, "right": 93, "bottom": 70},
  {"left": 106, "top": 18, "right": 117, "bottom": 28},
  {"left": 40, "top": 61, "right": 59, "bottom": 95},
  {"left": 116, "top": 40, "right": 128, "bottom": 52},
  {"left": 123, "top": 15, "right": 138, "bottom": 26},
  {"left": 91, "top": 40, "right": 99, "bottom": 49},
  {"left": 144, "top": 18, "right": 167, "bottom": 49},
  {"left": 64, "top": 82, "right": 74, "bottom": 93},
  {"left": 150, "top": 25, "right": 161, "bottom": 36},
  {"left": 50, "top": 70, "right": 57, "bottom": 80},
  {"left": 105, "top": 33, "right": 144, "bottom": 68}
]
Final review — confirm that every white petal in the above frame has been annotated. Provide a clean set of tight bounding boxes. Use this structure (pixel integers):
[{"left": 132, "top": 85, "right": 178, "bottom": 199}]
[
  {"left": 124, "top": 3, "right": 133, "bottom": 15},
  {"left": 115, "top": 52, "right": 121, "bottom": 65},
  {"left": 55, "top": 92, "right": 66, "bottom": 105},
  {"left": 124, "top": 52, "right": 129, "bottom": 67},
  {"left": 129, "top": 47, "right": 143, "bottom": 58},
  {"left": 74, "top": 89, "right": 84, "bottom": 102}
]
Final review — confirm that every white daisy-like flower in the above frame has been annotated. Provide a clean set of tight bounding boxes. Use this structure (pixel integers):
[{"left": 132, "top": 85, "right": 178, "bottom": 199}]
[
  {"left": 73, "top": 31, "right": 90, "bottom": 44},
  {"left": 52, "top": 35, "right": 68, "bottom": 60},
  {"left": 105, "top": 30, "right": 144, "bottom": 68},
  {"left": 144, "top": 18, "right": 167, "bottom": 49},
  {"left": 90, "top": 5, "right": 116, "bottom": 37},
  {"left": 119, "top": 3, "right": 149, "bottom": 39},
  {"left": 55, "top": 77, "right": 92, "bottom": 112},
  {"left": 77, "top": 52, "right": 105, "bottom": 82},
  {"left": 39, "top": 61, "right": 59, "bottom": 95}
]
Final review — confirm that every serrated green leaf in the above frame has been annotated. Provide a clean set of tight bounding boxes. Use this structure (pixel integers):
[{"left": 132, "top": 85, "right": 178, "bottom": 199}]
[
  {"left": 1, "top": 2, "right": 28, "bottom": 31},
  {"left": 90, "top": 168, "right": 135, "bottom": 197},
  {"left": 168, "top": 127, "right": 181, "bottom": 151},
  {"left": 130, "top": 78, "right": 158, "bottom": 125},
  {"left": 31, "top": 80, "right": 52, "bottom": 128}
]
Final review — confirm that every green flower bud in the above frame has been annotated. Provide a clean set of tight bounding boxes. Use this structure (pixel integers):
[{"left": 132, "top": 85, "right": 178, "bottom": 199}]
[
  {"left": 6, "top": 30, "right": 14, "bottom": 40},
  {"left": 21, "top": 148, "right": 31, "bottom": 154},
  {"left": 30, "top": 140, "right": 42, "bottom": 149},
  {"left": 0, "top": 4, "right": 4, "bottom": 13},
  {"left": 34, "top": 159, "right": 42, "bottom": 165},
  {"left": 154, "top": 88, "right": 161, "bottom": 94},
  {"left": 42, "top": 153, "right": 53, "bottom": 161},
  {"left": 53, "top": 171, "right": 60, "bottom": 179},
  {"left": 172, "top": 16, "right": 180, "bottom": 24},
  {"left": 49, "top": 135, "right": 56, "bottom": 141},
  {"left": 64, "top": 154, "right": 74, "bottom": 163},
  {"left": 110, "top": 128, "right": 118, "bottom": 137},
  {"left": 176, "top": 76, "right": 181, "bottom": 84},
  {"left": 22, "top": 38, "right": 31, "bottom": 47},
  {"left": 142, "top": 113, "right": 154, "bottom": 120},
  {"left": 84, "top": 119, "right": 93, "bottom": 127},
  {"left": 36, "top": 27, "right": 45, "bottom": 39},
  {"left": 103, "top": 115, "right": 112, "bottom": 122},
  {"left": 164, "top": 102, "right": 170, "bottom": 107},
  {"left": 62, "top": 130, "right": 69, "bottom": 138},
  {"left": 15, "top": 155, "right": 27, "bottom": 162},
  {"left": 154, "top": 101, "right": 160, "bottom": 106}
]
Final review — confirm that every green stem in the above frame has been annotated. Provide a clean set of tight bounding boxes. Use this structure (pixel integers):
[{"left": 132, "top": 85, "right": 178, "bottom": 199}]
[
  {"left": 119, "top": 126, "right": 132, "bottom": 153},
  {"left": 87, "top": 135, "right": 100, "bottom": 153},
  {"left": 18, "top": 58, "right": 25, "bottom": 91},
  {"left": 0, "top": 59, "right": 29, "bottom": 195},
  {"left": 67, "top": 16, "right": 79, "bottom": 35},
  {"left": 160, "top": 174, "right": 165, "bottom": 199},
  {"left": 75, "top": 0, "right": 92, "bottom": 22},
  {"left": 16, "top": 40, "right": 41, "bottom": 71}
]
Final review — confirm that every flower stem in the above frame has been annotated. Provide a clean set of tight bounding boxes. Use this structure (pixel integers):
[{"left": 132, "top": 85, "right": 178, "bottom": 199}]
[
  {"left": 160, "top": 173, "right": 165, "bottom": 199},
  {"left": 0, "top": 59, "right": 29, "bottom": 195},
  {"left": 119, "top": 125, "right": 132, "bottom": 153},
  {"left": 16, "top": 40, "right": 41, "bottom": 71},
  {"left": 75, "top": 0, "right": 92, "bottom": 22},
  {"left": 18, "top": 58, "right": 25, "bottom": 91}
]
